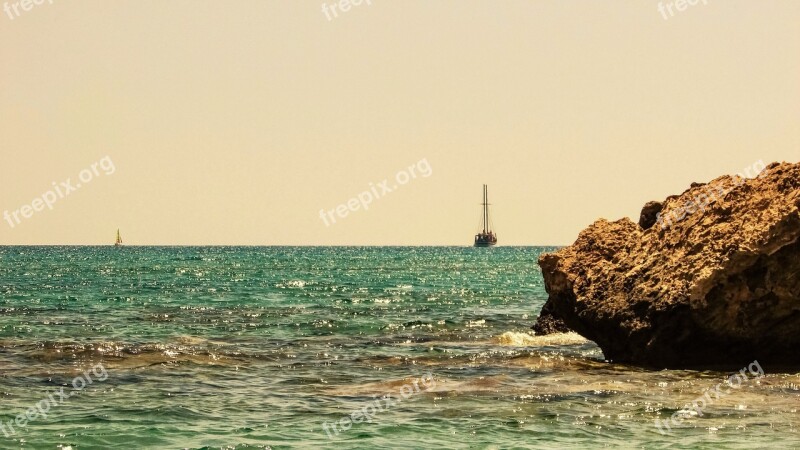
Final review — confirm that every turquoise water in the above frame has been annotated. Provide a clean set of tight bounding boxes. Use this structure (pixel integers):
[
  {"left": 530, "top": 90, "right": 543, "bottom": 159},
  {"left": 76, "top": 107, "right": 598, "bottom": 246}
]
[{"left": 0, "top": 246, "right": 798, "bottom": 449}]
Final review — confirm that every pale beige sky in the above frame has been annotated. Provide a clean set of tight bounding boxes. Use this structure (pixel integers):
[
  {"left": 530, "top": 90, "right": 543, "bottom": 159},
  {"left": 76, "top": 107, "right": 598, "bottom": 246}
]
[{"left": 1, "top": 0, "right": 798, "bottom": 245}]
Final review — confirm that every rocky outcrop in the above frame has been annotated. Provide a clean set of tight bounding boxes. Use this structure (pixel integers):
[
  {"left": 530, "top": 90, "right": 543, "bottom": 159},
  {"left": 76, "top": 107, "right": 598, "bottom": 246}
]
[
  {"left": 531, "top": 299, "right": 571, "bottom": 335},
  {"left": 533, "top": 161, "right": 800, "bottom": 368},
  {"left": 638, "top": 201, "right": 663, "bottom": 230}
]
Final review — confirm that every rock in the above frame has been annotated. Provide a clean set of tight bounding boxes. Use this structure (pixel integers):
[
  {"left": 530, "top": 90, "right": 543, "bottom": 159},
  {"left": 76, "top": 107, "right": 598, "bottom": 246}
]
[
  {"left": 638, "top": 201, "right": 663, "bottom": 230},
  {"left": 531, "top": 299, "right": 571, "bottom": 335},
  {"left": 533, "top": 161, "right": 800, "bottom": 368}
]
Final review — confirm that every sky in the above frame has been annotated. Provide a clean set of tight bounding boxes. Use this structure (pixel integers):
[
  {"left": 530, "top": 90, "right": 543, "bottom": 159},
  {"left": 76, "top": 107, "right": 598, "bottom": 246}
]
[{"left": 1, "top": 0, "right": 798, "bottom": 245}]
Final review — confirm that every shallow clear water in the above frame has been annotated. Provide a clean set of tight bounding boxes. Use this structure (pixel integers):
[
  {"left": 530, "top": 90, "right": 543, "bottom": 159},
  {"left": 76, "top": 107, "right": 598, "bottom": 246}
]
[{"left": 0, "top": 246, "right": 797, "bottom": 449}]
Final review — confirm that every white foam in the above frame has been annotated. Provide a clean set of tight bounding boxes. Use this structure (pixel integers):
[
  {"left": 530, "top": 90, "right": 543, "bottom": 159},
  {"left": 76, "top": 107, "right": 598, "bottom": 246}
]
[{"left": 495, "top": 331, "right": 589, "bottom": 347}]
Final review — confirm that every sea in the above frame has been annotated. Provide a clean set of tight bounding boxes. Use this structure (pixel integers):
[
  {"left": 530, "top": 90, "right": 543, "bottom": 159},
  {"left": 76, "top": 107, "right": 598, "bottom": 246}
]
[{"left": 0, "top": 246, "right": 798, "bottom": 449}]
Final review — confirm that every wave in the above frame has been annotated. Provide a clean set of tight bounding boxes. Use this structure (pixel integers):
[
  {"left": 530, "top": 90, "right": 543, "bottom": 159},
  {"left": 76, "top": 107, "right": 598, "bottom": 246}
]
[{"left": 494, "top": 331, "right": 589, "bottom": 347}]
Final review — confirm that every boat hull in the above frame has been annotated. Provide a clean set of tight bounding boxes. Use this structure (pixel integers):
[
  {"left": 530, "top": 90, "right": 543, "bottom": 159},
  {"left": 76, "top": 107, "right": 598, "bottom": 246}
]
[{"left": 474, "top": 234, "right": 497, "bottom": 247}]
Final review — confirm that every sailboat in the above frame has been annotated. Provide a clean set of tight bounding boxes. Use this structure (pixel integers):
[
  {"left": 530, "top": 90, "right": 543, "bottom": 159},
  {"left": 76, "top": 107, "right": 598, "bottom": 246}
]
[
  {"left": 114, "top": 229, "right": 123, "bottom": 247},
  {"left": 474, "top": 184, "right": 497, "bottom": 247}
]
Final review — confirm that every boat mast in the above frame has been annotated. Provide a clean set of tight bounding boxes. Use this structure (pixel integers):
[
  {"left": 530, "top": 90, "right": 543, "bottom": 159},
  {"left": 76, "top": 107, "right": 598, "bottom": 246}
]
[{"left": 483, "top": 184, "right": 488, "bottom": 233}]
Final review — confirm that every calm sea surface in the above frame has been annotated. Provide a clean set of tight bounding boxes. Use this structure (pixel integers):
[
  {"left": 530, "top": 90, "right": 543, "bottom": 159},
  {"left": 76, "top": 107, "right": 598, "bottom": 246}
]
[{"left": 0, "top": 246, "right": 797, "bottom": 449}]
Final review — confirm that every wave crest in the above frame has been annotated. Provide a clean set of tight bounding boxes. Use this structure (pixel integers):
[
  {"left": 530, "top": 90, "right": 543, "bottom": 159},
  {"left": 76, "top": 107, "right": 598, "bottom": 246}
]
[{"left": 495, "top": 331, "right": 588, "bottom": 346}]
